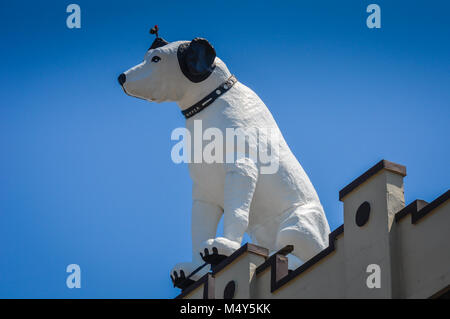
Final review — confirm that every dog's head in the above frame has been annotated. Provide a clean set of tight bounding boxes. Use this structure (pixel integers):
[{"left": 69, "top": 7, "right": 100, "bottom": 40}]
[{"left": 119, "top": 37, "right": 230, "bottom": 105}]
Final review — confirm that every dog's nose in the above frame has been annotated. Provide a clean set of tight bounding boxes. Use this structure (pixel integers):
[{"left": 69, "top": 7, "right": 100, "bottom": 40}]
[{"left": 118, "top": 73, "right": 126, "bottom": 86}]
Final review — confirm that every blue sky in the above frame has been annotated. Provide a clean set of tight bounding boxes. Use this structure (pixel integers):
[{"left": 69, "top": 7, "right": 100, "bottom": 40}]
[{"left": 0, "top": 0, "right": 448, "bottom": 298}]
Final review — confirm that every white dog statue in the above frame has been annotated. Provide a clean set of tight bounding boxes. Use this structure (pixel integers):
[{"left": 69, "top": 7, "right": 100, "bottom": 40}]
[{"left": 119, "top": 31, "right": 330, "bottom": 286}]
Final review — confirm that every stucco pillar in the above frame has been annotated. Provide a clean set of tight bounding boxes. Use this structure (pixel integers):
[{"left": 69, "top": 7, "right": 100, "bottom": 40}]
[{"left": 339, "top": 160, "right": 406, "bottom": 298}]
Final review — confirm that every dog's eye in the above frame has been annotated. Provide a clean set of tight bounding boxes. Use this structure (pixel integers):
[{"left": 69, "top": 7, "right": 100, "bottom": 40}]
[{"left": 151, "top": 56, "right": 161, "bottom": 63}]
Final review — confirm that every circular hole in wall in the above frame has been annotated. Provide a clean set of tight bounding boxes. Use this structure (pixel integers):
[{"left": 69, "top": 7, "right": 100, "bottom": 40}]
[
  {"left": 223, "top": 280, "right": 236, "bottom": 299},
  {"left": 355, "top": 201, "right": 371, "bottom": 227}
]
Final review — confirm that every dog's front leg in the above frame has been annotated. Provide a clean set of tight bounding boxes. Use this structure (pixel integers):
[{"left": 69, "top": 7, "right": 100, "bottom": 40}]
[
  {"left": 201, "top": 158, "right": 258, "bottom": 257},
  {"left": 191, "top": 199, "right": 223, "bottom": 264},
  {"left": 171, "top": 197, "right": 222, "bottom": 283},
  {"left": 223, "top": 159, "right": 258, "bottom": 243}
]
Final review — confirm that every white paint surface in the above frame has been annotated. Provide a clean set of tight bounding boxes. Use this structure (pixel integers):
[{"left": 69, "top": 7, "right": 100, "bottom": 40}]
[{"left": 122, "top": 40, "right": 330, "bottom": 280}]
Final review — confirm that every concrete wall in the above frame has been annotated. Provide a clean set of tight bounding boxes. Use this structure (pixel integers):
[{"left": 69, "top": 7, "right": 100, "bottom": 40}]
[
  {"left": 177, "top": 160, "right": 450, "bottom": 299},
  {"left": 395, "top": 200, "right": 450, "bottom": 298}
]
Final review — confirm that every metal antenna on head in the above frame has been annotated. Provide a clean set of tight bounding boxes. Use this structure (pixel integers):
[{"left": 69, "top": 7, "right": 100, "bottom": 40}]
[
  {"left": 148, "top": 24, "right": 168, "bottom": 50},
  {"left": 149, "top": 25, "right": 159, "bottom": 38}
]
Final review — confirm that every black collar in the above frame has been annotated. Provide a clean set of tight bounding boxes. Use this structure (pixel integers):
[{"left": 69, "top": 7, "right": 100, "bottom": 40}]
[{"left": 182, "top": 75, "right": 237, "bottom": 119}]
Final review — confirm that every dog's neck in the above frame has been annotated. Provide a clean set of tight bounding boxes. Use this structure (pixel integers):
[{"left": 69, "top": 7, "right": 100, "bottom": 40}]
[{"left": 176, "top": 60, "right": 232, "bottom": 111}]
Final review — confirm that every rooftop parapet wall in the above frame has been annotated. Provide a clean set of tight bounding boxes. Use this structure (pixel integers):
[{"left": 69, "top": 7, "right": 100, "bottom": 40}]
[
  {"left": 393, "top": 190, "right": 450, "bottom": 298},
  {"left": 176, "top": 160, "right": 450, "bottom": 299}
]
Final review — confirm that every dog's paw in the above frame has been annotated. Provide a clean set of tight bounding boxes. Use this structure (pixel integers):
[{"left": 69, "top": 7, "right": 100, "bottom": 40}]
[
  {"left": 199, "top": 237, "right": 241, "bottom": 265},
  {"left": 170, "top": 262, "right": 209, "bottom": 289}
]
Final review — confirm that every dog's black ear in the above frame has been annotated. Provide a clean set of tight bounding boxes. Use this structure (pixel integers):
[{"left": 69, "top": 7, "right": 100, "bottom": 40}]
[{"left": 177, "top": 38, "right": 216, "bottom": 83}]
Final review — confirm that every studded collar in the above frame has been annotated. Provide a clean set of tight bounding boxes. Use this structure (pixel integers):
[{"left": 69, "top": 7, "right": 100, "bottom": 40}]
[{"left": 182, "top": 75, "right": 237, "bottom": 119}]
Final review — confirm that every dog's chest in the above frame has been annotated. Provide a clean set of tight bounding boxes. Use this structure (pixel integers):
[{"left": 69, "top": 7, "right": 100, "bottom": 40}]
[{"left": 189, "top": 162, "right": 225, "bottom": 203}]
